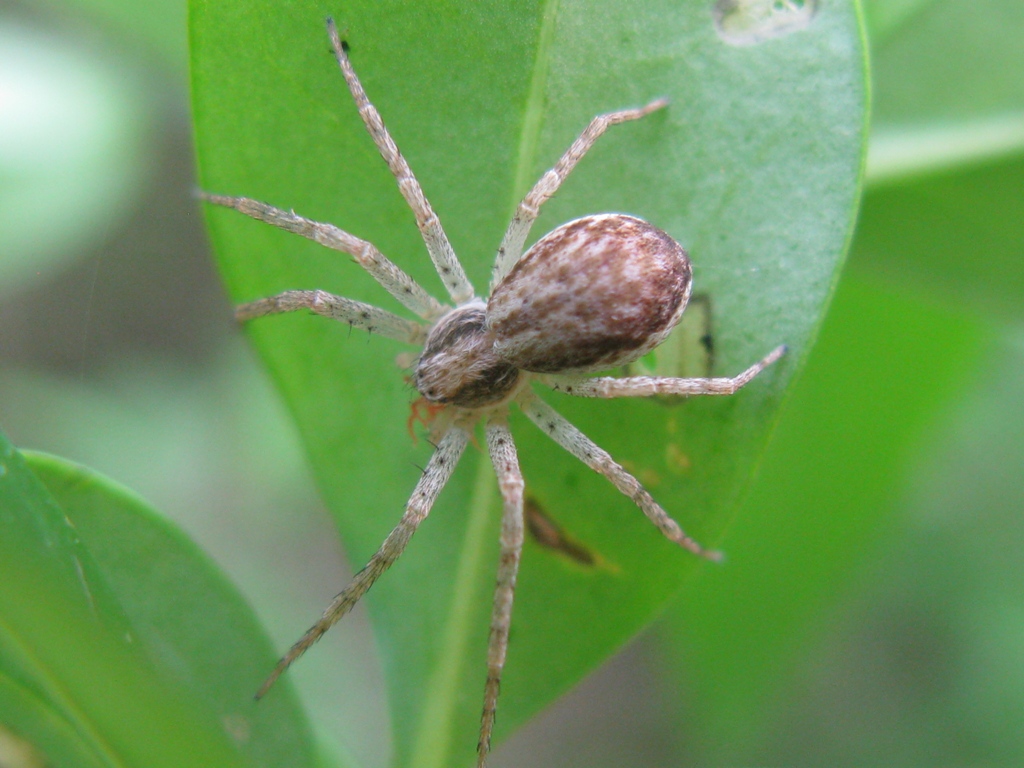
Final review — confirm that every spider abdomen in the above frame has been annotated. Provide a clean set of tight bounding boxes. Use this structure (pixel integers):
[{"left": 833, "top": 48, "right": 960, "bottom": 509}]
[{"left": 487, "top": 214, "right": 692, "bottom": 373}]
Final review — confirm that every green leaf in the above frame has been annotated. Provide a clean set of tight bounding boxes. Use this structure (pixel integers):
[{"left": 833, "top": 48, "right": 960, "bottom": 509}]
[
  {"left": 861, "top": 0, "right": 1024, "bottom": 319},
  {"left": 0, "top": 435, "right": 251, "bottom": 768},
  {"left": 190, "top": 2, "right": 866, "bottom": 765},
  {"left": 657, "top": 264, "right": 988, "bottom": 762},
  {"left": 803, "top": 328, "right": 1024, "bottom": 765},
  {"left": 867, "top": 0, "right": 1024, "bottom": 182},
  {"left": 651, "top": 2, "right": 1022, "bottom": 759},
  {"left": 24, "top": 451, "right": 323, "bottom": 768},
  {"left": 855, "top": 154, "right": 1024, "bottom": 322},
  {"left": 861, "top": 0, "right": 940, "bottom": 44},
  {"left": 730, "top": 327, "right": 1024, "bottom": 765}
]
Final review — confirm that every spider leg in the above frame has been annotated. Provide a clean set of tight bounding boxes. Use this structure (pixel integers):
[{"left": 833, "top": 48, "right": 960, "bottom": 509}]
[
  {"left": 325, "top": 19, "right": 474, "bottom": 305},
  {"left": 542, "top": 344, "right": 786, "bottom": 398},
  {"left": 235, "top": 289, "right": 427, "bottom": 344},
  {"left": 491, "top": 98, "right": 668, "bottom": 291},
  {"left": 477, "top": 418, "right": 525, "bottom": 768},
  {"left": 519, "top": 391, "right": 721, "bottom": 560},
  {"left": 256, "top": 426, "right": 469, "bottom": 699},
  {"left": 199, "top": 192, "right": 444, "bottom": 320}
]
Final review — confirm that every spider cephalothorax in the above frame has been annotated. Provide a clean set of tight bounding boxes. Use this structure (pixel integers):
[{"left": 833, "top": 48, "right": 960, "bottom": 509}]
[
  {"left": 202, "top": 17, "right": 783, "bottom": 768},
  {"left": 413, "top": 302, "right": 521, "bottom": 407}
]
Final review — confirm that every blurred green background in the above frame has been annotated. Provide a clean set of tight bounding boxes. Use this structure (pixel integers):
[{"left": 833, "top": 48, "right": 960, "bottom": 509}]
[{"left": 1, "top": 0, "right": 1022, "bottom": 766}]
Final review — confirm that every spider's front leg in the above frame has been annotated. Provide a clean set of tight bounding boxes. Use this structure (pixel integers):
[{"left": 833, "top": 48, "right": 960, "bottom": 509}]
[
  {"left": 256, "top": 426, "right": 469, "bottom": 699},
  {"left": 236, "top": 289, "right": 427, "bottom": 344},
  {"left": 199, "top": 191, "right": 444, "bottom": 320},
  {"left": 325, "top": 18, "right": 474, "bottom": 305}
]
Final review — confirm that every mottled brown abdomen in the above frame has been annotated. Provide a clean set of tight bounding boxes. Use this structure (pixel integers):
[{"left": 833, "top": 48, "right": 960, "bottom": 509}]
[{"left": 487, "top": 214, "right": 692, "bottom": 373}]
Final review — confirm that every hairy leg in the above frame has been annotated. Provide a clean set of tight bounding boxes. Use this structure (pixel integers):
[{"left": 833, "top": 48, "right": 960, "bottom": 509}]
[
  {"left": 256, "top": 426, "right": 470, "bottom": 699},
  {"left": 236, "top": 289, "right": 427, "bottom": 344},
  {"left": 326, "top": 18, "right": 474, "bottom": 304},
  {"left": 543, "top": 345, "right": 786, "bottom": 398},
  {"left": 520, "top": 391, "right": 720, "bottom": 560},
  {"left": 491, "top": 99, "right": 667, "bottom": 291},
  {"left": 477, "top": 418, "right": 525, "bottom": 766},
  {"left": 200, "top": 192, "right": 443, "bottom": 319}
]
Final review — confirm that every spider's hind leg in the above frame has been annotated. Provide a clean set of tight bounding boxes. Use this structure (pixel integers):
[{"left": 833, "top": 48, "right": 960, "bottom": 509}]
[
  {"left": 491, "top": 98, "right": 668, "bottom": 291},
  {"left": 256, "top": 426, "right": 470, "bottom": 699},
  {"left": 519, "top": 391, "right": 721, "bottom": 560},
  {"left": 477, "top": 417, "right": 526, "bottom": 767},
  {"left": 542, "top": 344, "right": 787, "bottom": 398}
]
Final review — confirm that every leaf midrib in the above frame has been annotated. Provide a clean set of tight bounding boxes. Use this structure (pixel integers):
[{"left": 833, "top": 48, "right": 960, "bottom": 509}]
[{"left": 405, "top": 4, "right": 561, "bottom": 766}]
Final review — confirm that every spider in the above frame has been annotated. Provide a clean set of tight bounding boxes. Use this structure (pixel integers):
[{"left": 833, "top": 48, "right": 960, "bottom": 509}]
[{"left": 202, "top": 18, "right": 785, "bottom": 768}]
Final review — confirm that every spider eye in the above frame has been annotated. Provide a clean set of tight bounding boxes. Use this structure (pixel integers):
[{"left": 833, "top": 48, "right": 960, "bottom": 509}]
[{"left": 487, "top": 214, "right": 692, "bottom": 374}]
